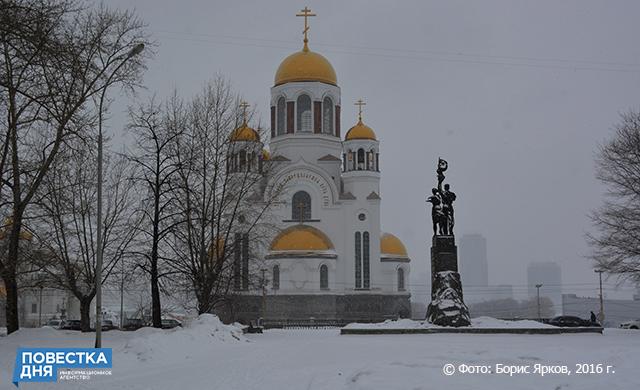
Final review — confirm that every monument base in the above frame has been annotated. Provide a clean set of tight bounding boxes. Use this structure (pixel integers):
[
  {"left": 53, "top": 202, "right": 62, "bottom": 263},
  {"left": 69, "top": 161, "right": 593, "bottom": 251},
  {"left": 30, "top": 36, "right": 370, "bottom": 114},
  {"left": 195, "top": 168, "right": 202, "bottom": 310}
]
[{"left": 427, "top": 235, "right": 470, "bottom": 327}]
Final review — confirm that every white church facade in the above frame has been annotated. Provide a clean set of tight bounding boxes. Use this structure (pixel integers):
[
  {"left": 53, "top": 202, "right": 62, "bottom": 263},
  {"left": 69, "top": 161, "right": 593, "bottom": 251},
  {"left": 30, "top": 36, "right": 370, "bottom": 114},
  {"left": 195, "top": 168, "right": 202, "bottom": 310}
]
[{"left": 223, "top": 9, "right": 411, "bottom": 323}]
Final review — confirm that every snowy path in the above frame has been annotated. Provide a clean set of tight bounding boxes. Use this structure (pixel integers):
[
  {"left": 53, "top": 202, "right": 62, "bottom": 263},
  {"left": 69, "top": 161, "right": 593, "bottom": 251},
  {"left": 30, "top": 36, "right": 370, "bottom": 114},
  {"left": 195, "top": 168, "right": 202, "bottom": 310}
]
[{"left": 1, "top": 325, "right": 639, "bottom": 390}]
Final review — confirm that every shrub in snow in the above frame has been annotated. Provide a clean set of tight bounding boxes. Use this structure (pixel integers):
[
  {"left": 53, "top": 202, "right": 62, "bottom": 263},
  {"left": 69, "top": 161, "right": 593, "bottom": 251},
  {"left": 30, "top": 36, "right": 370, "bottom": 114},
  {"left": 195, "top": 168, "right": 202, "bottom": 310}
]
[{"left": 122, "top": 314, "right": 247, "bottom": 362}]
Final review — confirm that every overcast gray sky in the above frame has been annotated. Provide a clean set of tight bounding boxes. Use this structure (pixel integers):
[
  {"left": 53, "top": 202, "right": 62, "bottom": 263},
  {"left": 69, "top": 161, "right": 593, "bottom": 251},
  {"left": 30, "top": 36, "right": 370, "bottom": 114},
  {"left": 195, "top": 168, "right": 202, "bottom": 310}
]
[{"left": 103, "top": 0, "right": 640, "bottom": 300}]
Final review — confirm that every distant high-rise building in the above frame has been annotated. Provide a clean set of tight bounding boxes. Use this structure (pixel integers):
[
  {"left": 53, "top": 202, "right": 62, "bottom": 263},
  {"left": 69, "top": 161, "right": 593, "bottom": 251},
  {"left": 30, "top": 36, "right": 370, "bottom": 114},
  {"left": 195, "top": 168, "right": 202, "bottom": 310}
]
[
  {"left": 459, "top": 234, "right": 489, "bottom": 304},
  {"left": 460, "top": 234, "right": 488, "bottom": 288},
  {"left": 527, "top": 262, "right": 562, "bottom": 314}
]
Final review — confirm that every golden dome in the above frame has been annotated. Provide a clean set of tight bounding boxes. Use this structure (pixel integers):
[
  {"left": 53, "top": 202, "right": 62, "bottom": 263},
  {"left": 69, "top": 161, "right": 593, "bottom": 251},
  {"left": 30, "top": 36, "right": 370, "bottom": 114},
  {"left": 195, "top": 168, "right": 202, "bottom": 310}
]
[
  {"left": 230, "top": 123, "right": 260, "bottom": 142},
  {"left": 275, "top": 44, "right": 337, "bottom": 86},
  {"left": 208, "top": 237, "right": 225, "bottom": 261},
  {"left": 345, "top": 120, "right": 377, "bottom": 141},
  {"left": 0, "top": 217, "right": 33, "bottom": 241},
  {"left": 380, "top": 232, "right": 408, "bottom": 257},
  {"left": 262, "top": 149, "right": 271, "bottom": 160},
  {"left": 270, "top": 225, "right": 334, "bottom": 251}
]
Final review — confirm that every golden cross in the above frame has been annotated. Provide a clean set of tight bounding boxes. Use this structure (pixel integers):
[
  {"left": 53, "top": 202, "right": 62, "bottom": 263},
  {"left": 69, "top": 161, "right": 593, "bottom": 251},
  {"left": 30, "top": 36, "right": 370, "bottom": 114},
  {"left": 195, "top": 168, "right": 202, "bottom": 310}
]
[
  {"left": 296, "top": 6, "right": 316, "bottom": 47},
  {"left": 354, "top": 99, "right": 366, "bottom": 122},
  {"left": 239, "top": 101, "right": 250, "bottom": 124}
]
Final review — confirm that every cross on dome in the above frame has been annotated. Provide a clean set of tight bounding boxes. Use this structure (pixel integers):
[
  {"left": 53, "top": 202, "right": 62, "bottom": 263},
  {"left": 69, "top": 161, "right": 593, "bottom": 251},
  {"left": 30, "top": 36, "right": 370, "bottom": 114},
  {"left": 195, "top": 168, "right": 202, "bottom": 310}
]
[
  {"left": 239, "top": 101, "right": 250, "bottom": 124},
  {"left": 296, "top": 6, "right": 316, "bottom": 51},
  {"left": 354, "top": 99, "right": 366, "bottom": 123}
]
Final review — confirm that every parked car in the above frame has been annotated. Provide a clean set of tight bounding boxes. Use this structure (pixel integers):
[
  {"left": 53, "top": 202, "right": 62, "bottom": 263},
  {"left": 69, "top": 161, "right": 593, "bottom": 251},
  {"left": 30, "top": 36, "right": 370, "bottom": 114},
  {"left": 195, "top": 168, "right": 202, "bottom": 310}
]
[
  {"left": 122, "top": 318, "right": 146, "bottom": 331},
  {"left": 548, "top": 315, "right": 600, "bottom": 327},
  {"left": 43, "top": 319, "right": 63, "bottom": 329},
  {"left": 60, "top": 320, "right": 82, "bottom": 331},
  {"left": 620, "top": 319, "right": 640, "bottom": 329},
  {"left": 161, "top": 319, "right": 182, "bottom": 329},
  {"left": 101, "top": 320, "right": 118, "bottom": 331}
]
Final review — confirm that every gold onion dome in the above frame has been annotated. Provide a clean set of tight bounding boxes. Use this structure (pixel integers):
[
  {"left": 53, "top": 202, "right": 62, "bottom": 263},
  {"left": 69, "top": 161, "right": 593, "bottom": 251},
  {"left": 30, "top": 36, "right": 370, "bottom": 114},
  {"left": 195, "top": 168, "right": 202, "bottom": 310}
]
[
  {"left": 262, "top": 149, "right": 271, "bottom": 160},
  {"left": 229, "top": 123, "right": 260, "bottom": 142},
  {"left": 208, "top": 237, "right": 226, "bottom": 260},
  {"left": 274, "top": 44, "right": 337, "bottom": 86},
  {"left": 270, "top": 225, "right": 334, "bottom": 251},
  {"left": 345, "top": 119, "right": 377, "bottom": 141},
  {"left": 0, "top": 217, "right": 33, "bottom": 241},
  {"left": 380, "top": 232, "right": 408, "bottom": 257}
]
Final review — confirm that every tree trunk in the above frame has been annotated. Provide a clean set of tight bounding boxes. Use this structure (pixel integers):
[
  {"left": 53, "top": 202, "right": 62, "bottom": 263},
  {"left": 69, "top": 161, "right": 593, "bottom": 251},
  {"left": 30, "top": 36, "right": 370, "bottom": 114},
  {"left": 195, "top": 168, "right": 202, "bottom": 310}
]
[
  {"left": 150, "top": 259, "right": 161, "bottom": 328},
  {"left": 150, "top": 173, "right": 162, "bottom": 328},
  {"left": 2, "top": 272, "right": 19, "bottom": 334},
  {"left": 79, "top": 298, "right": 92, "bottom": 332},
  {"left": 4, "top": 214, "right": 23, "bottom": 334}
]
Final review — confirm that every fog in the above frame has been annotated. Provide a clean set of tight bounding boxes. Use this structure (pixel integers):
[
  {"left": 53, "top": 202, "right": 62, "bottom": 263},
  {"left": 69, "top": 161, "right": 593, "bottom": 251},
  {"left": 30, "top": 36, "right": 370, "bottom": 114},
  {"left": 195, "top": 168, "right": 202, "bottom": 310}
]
[{"left": 102, "top": 0, "right": 640, "bottom": 301}]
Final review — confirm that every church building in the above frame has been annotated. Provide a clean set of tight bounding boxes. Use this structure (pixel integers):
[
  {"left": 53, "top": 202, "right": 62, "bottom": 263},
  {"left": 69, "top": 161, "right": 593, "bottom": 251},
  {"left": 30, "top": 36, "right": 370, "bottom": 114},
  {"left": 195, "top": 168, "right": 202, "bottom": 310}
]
[{"left": 226, "top": 8, "right": 411, "bottom": 324}]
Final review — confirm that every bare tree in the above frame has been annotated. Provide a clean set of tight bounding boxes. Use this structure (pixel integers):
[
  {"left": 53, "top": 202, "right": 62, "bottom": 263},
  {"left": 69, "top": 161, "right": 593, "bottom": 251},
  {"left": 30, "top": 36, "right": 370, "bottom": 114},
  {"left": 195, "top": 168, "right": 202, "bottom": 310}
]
[
  {"left": 33, "top": 143, "right": 140, "bottom": 331},
  {"left": 126, "top": 94, "right": 184, "bottom": 328},
  {"left": 0, "top": 0, "right": 150, "bottom": 333},
  {"left": 588, "top": 110, "right": 640, "bottom": 282},
  {"left": 167, "top": 77, "right": 279, "bottom": 315}
]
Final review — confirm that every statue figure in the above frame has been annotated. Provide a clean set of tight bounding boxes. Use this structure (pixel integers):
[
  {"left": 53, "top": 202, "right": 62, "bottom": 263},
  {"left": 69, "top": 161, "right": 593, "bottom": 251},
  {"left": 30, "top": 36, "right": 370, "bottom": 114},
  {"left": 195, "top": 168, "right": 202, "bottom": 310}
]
[
  {"left": 427, "top": 188, "right": 446, "bottom": 235},
  {"left": 441, "top": 183, "right": 456, "bottom": 235},
  {"left": 428, "top": 158, "right": 456, "bottom": 236}
]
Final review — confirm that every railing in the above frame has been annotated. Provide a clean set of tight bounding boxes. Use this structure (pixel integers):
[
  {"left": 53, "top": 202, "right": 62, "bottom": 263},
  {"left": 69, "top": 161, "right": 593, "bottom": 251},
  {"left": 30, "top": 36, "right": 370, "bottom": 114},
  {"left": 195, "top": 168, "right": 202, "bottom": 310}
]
[{"left": 259, "top": 315, "right": 400, "bottom": 329}]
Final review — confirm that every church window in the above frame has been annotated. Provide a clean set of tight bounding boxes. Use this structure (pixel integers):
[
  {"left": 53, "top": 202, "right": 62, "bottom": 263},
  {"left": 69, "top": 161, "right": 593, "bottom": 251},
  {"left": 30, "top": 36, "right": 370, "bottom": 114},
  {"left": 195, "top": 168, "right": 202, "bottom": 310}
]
[
  {"left": 292, "top": 191, "right": 311, "bottom": 221},
  {"left": 296, "top": 94, "right": 312, "bottom": 132},
  {"left": 363, "top": 231, "right": 370, "bottom": 288},
  {"left": 355, "top": 232, "right": 362, "bottom": 288},
  {"left": 367, "top": 150, "right": 374, "bottom": 170},
  {"left": 276, "top": 97, "right": 285, "bottom": 135},
  {"left": 357, "top": 149, "right": 365, "bottom": 170},
  {"left": 239, "top": 150, "right": 246, "bottom": 172},
  {"left": 320, "top": 264, "right": 329, "bottom": 289},
  {"left": 248, "top": 152, "right": 255, "bottom": 172},
  {"left": 322, "top": 97, "right": 333, "bottom": 134},
  {"left": 397, "top": 268, "right": 405, "bottom": 291},
  {"left": 376, "top": 153, "right": 379, "bottom": 171},
  {"left": 272, "top": 265, "right": 280, "bottom": 290}
]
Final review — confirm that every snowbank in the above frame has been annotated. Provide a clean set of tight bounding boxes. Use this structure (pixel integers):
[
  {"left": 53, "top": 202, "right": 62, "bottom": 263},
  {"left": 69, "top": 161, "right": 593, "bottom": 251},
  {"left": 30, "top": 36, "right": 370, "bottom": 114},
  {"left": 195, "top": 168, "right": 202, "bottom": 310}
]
[
  {"left": 343, "top": 316, "right": 555, "bottom": 330},
  {"left": 121, "top": 314, "right": 247, "bottom": 362},
  {"left": 470, "top": 316, "right": 555, "bottom": 328}
]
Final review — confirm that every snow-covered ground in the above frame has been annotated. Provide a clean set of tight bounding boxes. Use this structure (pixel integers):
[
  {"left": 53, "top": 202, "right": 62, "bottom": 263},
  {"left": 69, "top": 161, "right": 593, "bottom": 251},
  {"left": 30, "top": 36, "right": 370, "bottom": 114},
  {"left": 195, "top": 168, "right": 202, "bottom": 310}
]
[
  {"left": 1, "top": 315, "right": 638, "bottom": 390},
  {"left": 344, "top": 316, "right": 555, "bottom": 329}
]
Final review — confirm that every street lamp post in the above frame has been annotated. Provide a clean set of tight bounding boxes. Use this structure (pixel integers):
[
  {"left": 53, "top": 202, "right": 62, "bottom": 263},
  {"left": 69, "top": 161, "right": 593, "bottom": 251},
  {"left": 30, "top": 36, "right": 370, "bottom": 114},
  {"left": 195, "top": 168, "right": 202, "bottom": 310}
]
[
  {"left": 38, "top": 285, "right": 43, "bottom": 327},
  {"left": 260, "top": 267, "right": 267, "bottom": 327},
  {"left": 535, "top": 283, "right": 543, "bottom": 321},
  {"left": 594, "top": 269, "right": 605, "bottom": 324},
  {"left": 95, "top": 43, "right": 144, "bottom": 348}
]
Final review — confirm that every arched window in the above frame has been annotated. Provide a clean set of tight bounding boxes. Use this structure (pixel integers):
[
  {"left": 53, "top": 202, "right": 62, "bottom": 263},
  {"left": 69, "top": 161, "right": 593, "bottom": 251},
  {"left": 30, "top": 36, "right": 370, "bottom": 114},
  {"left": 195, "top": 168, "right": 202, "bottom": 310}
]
[
  {"left": 367, "top": 150, "right": 374, "bottom": 170},
  {"left": 239, "top": 150, "right": 246, "bottom": 172},
  {"left": 291, "top": 191, "right": 311, "bottom": 221},
  {"left": 357, "top": 149, "right": 365, "bottom": 170},
  {"left": 296, "top": 94, "right": 312, "bottom": 132},
  {"left": 320, "top": 264, "right": 328, "bottom": 289},
  {"left": 363, "top": 232, "right": 370, "bottom": 289},
  {"left": 276, "top": 97, "right": 285, "bottom": 135},
  {"left": 322, "top": 97, "right": 333, "bottom": 134},
  {"left": 355, "top": 232, "right": 362, "bottom": 288},
  {"left": 272, "top": 265, "right": 280, "bottom": 290},
  {"left": 397, "top": 268, "right": 405, "bottom": 291}
]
